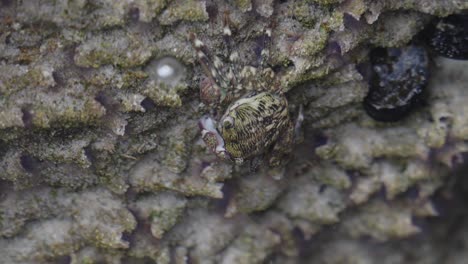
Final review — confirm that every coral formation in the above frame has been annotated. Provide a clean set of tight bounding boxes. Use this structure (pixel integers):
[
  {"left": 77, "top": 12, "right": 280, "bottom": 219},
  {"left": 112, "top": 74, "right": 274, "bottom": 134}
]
[{"left": 1, "top": 0, "right": 468, "bottom": 263}]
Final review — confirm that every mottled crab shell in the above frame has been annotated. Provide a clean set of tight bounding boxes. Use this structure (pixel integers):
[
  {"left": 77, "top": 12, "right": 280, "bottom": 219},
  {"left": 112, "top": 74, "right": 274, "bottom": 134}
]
[{"left": 218, "top": 92, "right": 290, "bottom": 162}]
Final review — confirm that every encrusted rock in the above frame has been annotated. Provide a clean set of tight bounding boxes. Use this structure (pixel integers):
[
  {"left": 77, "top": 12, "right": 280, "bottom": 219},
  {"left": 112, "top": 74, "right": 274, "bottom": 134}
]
[{"left": 0, "top": 0, "right": 468, "bottom": 262}]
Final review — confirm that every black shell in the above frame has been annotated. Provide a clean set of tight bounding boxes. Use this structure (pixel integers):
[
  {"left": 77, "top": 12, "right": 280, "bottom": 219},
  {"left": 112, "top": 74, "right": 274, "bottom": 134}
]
[
  {"left": 363, "top": 45, "right": 429, "bottom": 122},
  {"left": 427, "top": 13, "right": 468, "bottom": 60}
]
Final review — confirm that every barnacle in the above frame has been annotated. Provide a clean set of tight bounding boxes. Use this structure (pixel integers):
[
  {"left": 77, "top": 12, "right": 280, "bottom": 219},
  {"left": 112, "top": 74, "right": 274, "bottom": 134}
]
[
  {"left": 142, "top": 56, "right": 188, "bottom": 108},
  {"left": 148, "top": 56, "right": 186, "bottom": 86}
]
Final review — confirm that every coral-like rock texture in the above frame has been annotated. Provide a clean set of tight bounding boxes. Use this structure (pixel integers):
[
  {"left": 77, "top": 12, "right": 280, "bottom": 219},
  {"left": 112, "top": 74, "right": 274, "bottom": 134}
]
[{"left": 1, "top": 0, "right": 468, "bottom": 263}]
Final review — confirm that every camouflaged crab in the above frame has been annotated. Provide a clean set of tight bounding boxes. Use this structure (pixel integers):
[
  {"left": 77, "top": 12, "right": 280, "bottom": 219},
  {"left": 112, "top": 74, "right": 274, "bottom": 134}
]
[{"left": 190, "top": 14, "right": 296, "bottom": 167}]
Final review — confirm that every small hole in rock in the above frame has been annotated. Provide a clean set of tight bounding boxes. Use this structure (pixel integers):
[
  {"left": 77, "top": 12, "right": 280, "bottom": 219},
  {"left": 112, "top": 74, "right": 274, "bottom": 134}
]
[
  {"left": 319, "top": 184, "right": 327, "bottom": 193},
  {"left": 20, "top": 155, "right": 38, "bottom": 173},
  {"left": 343, "top": 13, "right": 362, "bottom": 30},
  {"left": 439, "top": 116, "right": 450, "bottom": 123},
  {"left": 451, "top": 153, "right": 468, "bottom": 167},
  {"left": 95, "top": 91, "right": 111, "bottom": 108},
  {"left": 206, "top": 4, "right": 218, "bottom": 22},
  {"left": 21, "top": 108, "right": 33, "bottom": 128},
  {"left": 128, "top": 7, "right": 140, "bottom": 22},
  {"left": 313, "top": 133, "right": 328, "bottom": 148},
  {"left": 55, "top": 256, "right": 71, "bottom": 264},
  {"left": 326, "top": 41, "right": 342, "bottom": 55},
  {"left": 52, "top": 71, "right": 65, "bottom": 88},
  {"left": 4, "top": 34, "right": 11, "bottom": 44},
  {"left": 140, "top": 97, "right": 156, "bottom": 111},
  {"left": 83, "top": 146, "right": 96, "bottom": 164},
  {"left": 121, "top": 231, "right": 133, "bottom": 245},
  {"left": 404, "top": 185, "right": 420, "bottom": 200},
  {"left": 214, "top": 180, "right": 235, "bottom": 213}
]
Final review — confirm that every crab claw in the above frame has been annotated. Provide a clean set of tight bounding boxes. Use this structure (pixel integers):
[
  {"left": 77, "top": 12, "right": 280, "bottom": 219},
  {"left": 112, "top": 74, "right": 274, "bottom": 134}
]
[{"left": 199, "top": 116, "right": 231, "bottom": 161}]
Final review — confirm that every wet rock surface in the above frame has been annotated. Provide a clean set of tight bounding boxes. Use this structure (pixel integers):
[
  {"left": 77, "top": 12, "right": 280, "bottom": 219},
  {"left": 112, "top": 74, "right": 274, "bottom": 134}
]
[{"left": 1, "top": 1, "right": 468, "bottom": 263}]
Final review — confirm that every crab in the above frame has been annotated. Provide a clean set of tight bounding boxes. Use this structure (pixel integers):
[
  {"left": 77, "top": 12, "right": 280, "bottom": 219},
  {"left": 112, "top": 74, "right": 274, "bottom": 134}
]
[{"left": 190, "top": 13, "right": 299, "bottom": 168}]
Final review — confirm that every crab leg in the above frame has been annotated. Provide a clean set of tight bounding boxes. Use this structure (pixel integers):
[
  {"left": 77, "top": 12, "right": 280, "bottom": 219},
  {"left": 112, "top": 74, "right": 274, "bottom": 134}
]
[
  {"left": 259, "top": 24, "right": 273, "bottom": 68},
  {"left": 189, "top": 33, "right": 228, "bottom": 102},
  {"left": 222, "top": 12, "right": 243, "bottom": 93}
]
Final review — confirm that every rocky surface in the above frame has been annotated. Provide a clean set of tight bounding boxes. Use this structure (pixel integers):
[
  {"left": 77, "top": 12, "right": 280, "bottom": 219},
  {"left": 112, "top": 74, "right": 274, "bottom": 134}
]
[{"left": 0, "top": 0, "right": 468, "bottom": 263}]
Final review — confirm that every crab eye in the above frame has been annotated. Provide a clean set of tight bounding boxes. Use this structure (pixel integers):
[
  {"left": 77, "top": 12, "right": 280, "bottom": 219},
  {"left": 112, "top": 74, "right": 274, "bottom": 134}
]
[{"left": 223, "top": 117, "right": 234, "bottom": 129}]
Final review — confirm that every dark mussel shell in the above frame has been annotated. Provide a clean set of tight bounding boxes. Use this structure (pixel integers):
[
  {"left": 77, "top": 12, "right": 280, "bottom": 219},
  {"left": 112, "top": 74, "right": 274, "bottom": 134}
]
[
  {"left": 363, "top": 45, "right": 429, "bottom": 122},
  {"left": 427, "top": 13, "right": 468, "bottom": 60}
]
